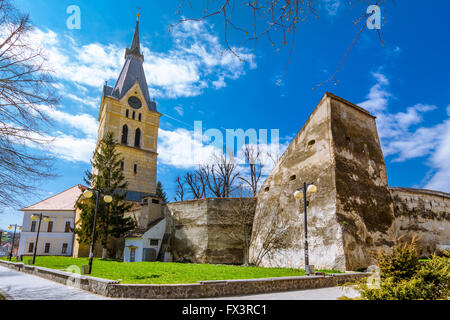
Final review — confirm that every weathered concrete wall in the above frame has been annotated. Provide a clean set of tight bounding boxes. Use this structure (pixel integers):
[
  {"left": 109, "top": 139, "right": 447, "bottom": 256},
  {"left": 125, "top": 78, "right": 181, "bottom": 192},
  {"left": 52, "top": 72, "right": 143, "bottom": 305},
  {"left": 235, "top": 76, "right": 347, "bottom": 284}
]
[
  {"left": 390, "top": 187, "right": 450, "bottom": 256},
  {"left": 330, "top": 96, "right": 396, "bottom": 270},
  {"left": 166, "top": 198, "right": 256, "bottom": 265},
  {"left": 249, "top": 94, "right": 347, "bottom": 271}
]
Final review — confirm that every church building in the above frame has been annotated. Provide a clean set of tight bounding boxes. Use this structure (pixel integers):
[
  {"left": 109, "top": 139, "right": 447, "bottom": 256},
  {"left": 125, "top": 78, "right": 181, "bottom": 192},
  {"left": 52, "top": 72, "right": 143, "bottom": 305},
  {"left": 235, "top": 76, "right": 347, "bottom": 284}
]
[{"left": 72, "top": 16, "right": 167, "bottom": 259}]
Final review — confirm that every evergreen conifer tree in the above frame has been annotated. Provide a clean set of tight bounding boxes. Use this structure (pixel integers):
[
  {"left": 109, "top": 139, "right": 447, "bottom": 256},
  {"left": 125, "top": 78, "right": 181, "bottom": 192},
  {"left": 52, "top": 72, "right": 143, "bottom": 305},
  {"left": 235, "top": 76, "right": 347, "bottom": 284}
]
[
  {"left": 156, "top": 181, "right": 167, "bottom": 204},
  {"left": 74, "top": 132, "right": 135, "bottom": 258}
]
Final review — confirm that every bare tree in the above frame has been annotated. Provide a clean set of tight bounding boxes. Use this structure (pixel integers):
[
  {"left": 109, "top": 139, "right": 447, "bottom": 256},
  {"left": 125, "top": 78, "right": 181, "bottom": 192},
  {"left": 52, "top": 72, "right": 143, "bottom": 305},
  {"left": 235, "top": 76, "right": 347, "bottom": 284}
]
[
  {"left": 213, "top": 187, "right": 256, "bottom": 265},
  {"left": 173, "top": 0, "right": 389, "bottom": 85},
  {"left": 174, "top": 176, "right": 185, "bottom": 201},
  {"left": 239, "top": 144, "right": 264, "bottom": 196},
  {"left": 184, "top": 167, "right": 208, "bottom": 199},
  {"left": 204, "top": 163, "right": 224, "bottom": 198},
  {"left": 0, "top": 0, "right": 58, "bottom": 208},
  {"left": 212, "top": 153, "right": 240, "bottom": 198},
  {"left": 250, "top": 205, "right": 293, "bottom": 266}
]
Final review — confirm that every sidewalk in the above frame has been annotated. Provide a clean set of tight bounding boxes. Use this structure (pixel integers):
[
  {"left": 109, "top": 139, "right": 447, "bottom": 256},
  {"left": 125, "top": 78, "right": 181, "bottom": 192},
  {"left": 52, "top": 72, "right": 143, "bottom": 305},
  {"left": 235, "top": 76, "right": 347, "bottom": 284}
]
[
  {"left": 0, "top": 264, "right": 360, "bottom": 300},
  {"left": 0, "top": 265, "right": 111, "bottom": 300},
  {"left": 210, "top": 286, "right": 360, "bottom": 300}
]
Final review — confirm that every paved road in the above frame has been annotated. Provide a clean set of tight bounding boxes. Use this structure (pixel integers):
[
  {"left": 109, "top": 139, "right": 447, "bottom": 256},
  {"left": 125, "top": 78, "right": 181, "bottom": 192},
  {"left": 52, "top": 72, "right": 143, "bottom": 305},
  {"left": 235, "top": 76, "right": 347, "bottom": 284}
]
[
  {"left": 210, "top": 286, "right": 360, "bottom": 300},
  {"left": 0, "top": 265, "right": 359, "bottom": 300},
  {"left": 0, "top": 265, "right": 110, "bottom": 300}
]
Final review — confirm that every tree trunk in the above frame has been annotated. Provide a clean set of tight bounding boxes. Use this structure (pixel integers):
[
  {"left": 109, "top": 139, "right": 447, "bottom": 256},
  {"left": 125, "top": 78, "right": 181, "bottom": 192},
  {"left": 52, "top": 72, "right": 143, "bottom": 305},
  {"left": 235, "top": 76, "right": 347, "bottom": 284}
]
[
  {"left": 102, "top": 247, "right": 108, "bottom": 259},
  {"left": 243, "top": 240, "right": 249, "bottom": 266}
]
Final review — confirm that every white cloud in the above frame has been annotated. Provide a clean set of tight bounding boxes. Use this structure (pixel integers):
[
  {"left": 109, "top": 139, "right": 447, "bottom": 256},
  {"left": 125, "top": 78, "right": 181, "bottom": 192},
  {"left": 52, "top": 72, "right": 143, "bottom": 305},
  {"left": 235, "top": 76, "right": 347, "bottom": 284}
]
[
  {"left": 323, "top": 0, "right": 341, "bottom": 16},
  {"left": 27, "top": 20, "right": 255, "bottom": 99},
  {"left": 359, "top": 73, "right": 450, "bottom": 192},
  {"left": 174, "top": 106, "right": 184, "bottom": 116},
  {"left": 39, "top": 105, "right": 98, "bottom": 138},
  {"left": 424, "top": 120, "right": 450, "bottom": 191},
  {"left": 157, "top": 125, "right": 289, "bottom": 185},
  {"left": 43, "top": 133, "right": 96, "bottom": 163},
  {"left": 158, "top": 128, "right": 221, "bottom": 168}
]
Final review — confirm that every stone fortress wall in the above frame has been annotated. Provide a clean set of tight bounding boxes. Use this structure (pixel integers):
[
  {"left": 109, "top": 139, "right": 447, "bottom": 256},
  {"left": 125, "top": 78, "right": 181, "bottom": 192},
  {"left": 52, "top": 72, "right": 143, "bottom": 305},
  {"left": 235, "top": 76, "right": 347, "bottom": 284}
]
[
  {"left": 390, "top": 187, "right": 450, "bottom": 257},
  {"left": 248, "top": 93, "right": 450, "bottom": 271}
]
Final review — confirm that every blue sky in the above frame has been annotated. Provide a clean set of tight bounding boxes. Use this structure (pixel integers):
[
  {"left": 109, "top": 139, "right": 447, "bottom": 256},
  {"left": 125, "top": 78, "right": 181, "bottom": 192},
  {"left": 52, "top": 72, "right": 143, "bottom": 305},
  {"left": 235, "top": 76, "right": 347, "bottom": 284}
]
[{"left": 2, "top": 0, "right": 450, "bottom": 228}]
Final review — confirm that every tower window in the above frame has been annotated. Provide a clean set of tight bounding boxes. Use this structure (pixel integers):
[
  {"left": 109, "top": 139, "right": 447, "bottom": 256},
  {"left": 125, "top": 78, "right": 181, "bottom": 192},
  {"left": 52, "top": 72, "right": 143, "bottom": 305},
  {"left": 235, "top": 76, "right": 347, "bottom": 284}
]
[
  {"left": 132, "top": 111, "right": 135, "bottom": 120},
  {"left": 120, "top": 161, "right": 124, "bottom": 170},
  {"left": 134, "top": 164, "right": 137, "bottom": 174},
  {"left": 138, "top": 113, "right": 142, "bottom": 121},
  {"left": 121, "top": 124, "right": 128, "bottom": 145},
  {"left": 126, "top": 109, "right": 129, "bottom": 118},
  {"left": 134, "top": 128, "right": 141, "bottom": 148}
]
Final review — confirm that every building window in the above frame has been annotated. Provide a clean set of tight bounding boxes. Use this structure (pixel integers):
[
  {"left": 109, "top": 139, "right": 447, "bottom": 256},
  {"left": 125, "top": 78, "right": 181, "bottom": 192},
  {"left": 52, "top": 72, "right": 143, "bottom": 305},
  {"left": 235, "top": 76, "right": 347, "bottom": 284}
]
[
  {"left": 31, "top": 221, "right": 36, "bottom": 232},
  {"left": 149, "top": 239, "right": 159, "bottom": 246},
  {"left": 62, "top": 243, "right": 68, "bottom": 254},
  {"left": 121, "top": 124, "right": 128, "bottom": 144},
  {"left": 152, "top": 199, "right": 159, "bottom": 204},
  {"left": 65, "top": 221, "right": 71, "bottom": 233},
  {"left": 120, "top": 161, "right": 124, "bottom": 170},
  {"left": 138, "top": 113, "right": 142, "bottom": 121},
  {"left": 132, "top": 111, "right": 135, "bottom": 120},
  {"left": 28, "top": 242, "right": 34, "bottom": 253},
  {"left": 134, "top": 164, "right": 137, "bottom": 174},
  {"left": 130, "top": 247, "right": 136, "bottom": 262},
  {"left": 126, "top": 109, "right": 129, "bottom": 118},
  {"left": 134, "top": 128, "right": 141, "bottom": 148},
  {"left": 44, "top": 243, "right": 50, "bottom": 253},
  {"left": 47, "top": 221, "right": 53, "bottom": 232}
]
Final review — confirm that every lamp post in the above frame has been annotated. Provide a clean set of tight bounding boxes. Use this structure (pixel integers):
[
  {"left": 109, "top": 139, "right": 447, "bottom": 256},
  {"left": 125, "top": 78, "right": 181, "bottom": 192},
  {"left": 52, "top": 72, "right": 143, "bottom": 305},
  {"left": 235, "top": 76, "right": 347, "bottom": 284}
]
[
  {"left": 30, "top": 213, "right": 50, "bottom": 264},
  {"left": 82, "top": 188, "right": 113, "bottom": 274},
  {"left": 294, "top": 182, "right": 317, "bottom": 275},
  {"left": 8, "top": 224, "right": 22, "bottom": 261}
]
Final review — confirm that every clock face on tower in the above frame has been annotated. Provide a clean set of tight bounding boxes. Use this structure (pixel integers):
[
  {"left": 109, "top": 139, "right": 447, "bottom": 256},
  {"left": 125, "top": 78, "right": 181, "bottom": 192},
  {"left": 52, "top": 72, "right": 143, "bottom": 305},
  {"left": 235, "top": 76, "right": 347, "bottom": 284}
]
[{"left": 128, "top": 96, "right": 142, "bottom": 109}]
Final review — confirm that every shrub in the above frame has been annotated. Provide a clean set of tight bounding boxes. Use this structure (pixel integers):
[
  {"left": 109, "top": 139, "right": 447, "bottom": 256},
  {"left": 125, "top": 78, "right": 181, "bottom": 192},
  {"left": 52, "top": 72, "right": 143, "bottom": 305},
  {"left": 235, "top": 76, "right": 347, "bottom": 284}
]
[{"left": 353, "top": 240, "right": 449, "bottom": 300}]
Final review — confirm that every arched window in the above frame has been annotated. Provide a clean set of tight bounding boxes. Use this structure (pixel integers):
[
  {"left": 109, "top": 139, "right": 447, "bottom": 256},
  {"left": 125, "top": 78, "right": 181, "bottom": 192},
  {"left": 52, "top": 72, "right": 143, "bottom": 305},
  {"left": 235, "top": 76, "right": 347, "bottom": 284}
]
[
  {"left": 134, "top": 128, "right": 141, "bottom": 148},
  {"left": 121, "top": 124, "right": 128, "bottom": 144}
]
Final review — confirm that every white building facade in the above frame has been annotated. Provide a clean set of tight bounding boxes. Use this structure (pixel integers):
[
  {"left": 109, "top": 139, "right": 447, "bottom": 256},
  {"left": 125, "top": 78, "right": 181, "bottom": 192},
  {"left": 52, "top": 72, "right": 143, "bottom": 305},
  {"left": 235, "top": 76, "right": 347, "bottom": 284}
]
[
  {"left": 124, "top": 217, "right": 166, "bottom": 262},
  {"left": 18, "top": 185, "right": 84, "bottom": 258}
]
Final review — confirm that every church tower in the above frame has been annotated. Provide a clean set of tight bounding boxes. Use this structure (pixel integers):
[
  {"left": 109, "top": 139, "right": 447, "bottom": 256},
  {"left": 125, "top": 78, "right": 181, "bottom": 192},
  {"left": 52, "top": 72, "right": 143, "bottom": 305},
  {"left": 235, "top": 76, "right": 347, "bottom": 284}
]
[{"left": 97, "top": 15, "right": 161, "bottom": 198}]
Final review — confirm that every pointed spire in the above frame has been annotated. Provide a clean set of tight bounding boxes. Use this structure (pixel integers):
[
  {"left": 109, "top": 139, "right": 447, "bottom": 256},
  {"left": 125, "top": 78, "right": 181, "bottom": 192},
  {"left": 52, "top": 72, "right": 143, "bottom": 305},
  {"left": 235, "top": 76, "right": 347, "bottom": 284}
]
[{"left": 125, "top": 13, "right": 143, "bottom": 59}]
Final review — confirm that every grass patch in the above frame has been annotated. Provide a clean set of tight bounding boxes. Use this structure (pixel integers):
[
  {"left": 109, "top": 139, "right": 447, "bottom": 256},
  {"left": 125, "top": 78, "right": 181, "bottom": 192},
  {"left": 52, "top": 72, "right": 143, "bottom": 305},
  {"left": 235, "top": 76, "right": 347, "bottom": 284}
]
[{"left": 8, "top": 256, "right": 342, "bottom": 284}]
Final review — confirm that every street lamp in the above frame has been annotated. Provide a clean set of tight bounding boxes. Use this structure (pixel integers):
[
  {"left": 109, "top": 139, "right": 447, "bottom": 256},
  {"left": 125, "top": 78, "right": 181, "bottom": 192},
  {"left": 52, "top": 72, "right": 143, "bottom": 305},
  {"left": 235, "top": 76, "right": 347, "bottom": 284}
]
[
  {"left": 7, "top": 224, "right": 22, "bottom": 261},
  {"left": 294, "top": 182, "right": 317, "bottom": 276},
  {"left": 30, "top": 213, "right": 50, "bottom": 264},
  {"left": 82, "top": 188, "right": 113, "bottom": 274}
]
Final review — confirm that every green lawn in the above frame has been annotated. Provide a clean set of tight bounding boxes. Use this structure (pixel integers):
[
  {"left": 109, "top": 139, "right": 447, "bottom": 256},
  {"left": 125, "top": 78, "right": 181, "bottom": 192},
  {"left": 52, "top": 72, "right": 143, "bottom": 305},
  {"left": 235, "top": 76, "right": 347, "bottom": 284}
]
[{"left": 2, "top": 256, "right": 341, "bottom": 284}]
